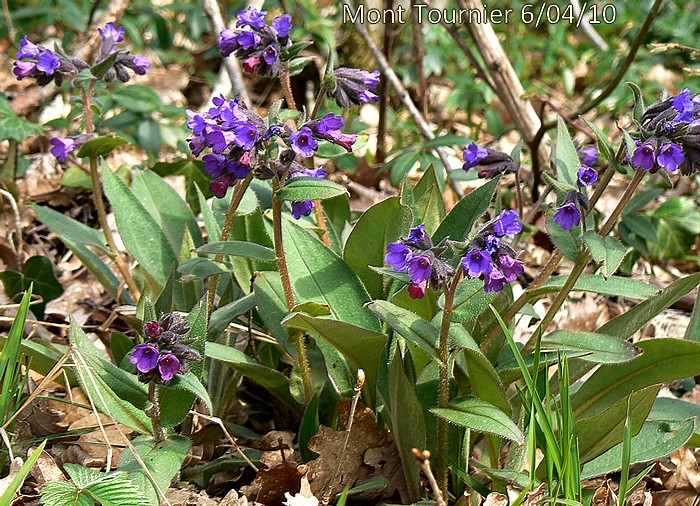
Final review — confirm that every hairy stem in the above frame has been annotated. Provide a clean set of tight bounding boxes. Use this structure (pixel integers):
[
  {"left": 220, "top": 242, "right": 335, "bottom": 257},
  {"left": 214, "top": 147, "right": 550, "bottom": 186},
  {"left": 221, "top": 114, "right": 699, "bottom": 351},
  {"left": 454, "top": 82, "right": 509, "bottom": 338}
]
[
  {"left": 309, "top": 82, "right": 328, "bottom": 121},
  {"left": 437, "top": 269, "right": 461, "bottom": 496},
  {"left": 148, "top": 382, "right": 165, "bottom": 442},
  {"left": 206, "top": 172, "right": 255, "bottom": 316},
  {"left": 279, "top": 67, "right": 297, "bottom": 110},
  {"left": 272, "top": 186, "right": 313, "bottom": 402},
  {"left": 82, "top": 82, "right": 141, "bottom": 301}
]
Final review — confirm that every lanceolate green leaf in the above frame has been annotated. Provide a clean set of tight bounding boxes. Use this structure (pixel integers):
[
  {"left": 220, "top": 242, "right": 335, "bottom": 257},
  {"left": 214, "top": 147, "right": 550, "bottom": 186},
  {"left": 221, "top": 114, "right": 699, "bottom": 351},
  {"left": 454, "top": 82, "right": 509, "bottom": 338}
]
[
  {"left": 413, "top": 166, "right": 446, "bottom": 236},
  {"left": 368, "top": 300, "right": 440, "bottom": 360},
  {"left": 581, "top": 419, "right": 694, "bottom": 480},
  {"left": 442, "top": 278, "right": 497, "bottom": 323},
  {"left": 433, "top": 177, "right": 499, "bottom": 244},
  {"left": 102, "top": 165, "right": 177, "bottom": 290},
  {"left": 541, "top": 330, "right": 641, "bottom": 363},
  {"left": 575, "top": 385, "right": 660, "bottom": 463},
  {"left": 76, "top": 135, "right": 127, "bottom": 158},
  {"left": 596, "top": 272, "right": 700, "bottom": 340},
  {"left": 343, "top": 196, "right": 412, "bottom": 299},
  {"left": 283, "top": 220, "right": 381, "bottom": 332},
  {"left": 196, "top": 241, "right": 276, "bottom": 261},
  {"left": 571, "top": 339, "right": 700, "bottom": 420},
  {"left": 32, "top": 205, "right": 109, "bottom": 253},
  {"left": 546, "top": 214, "right": 582, "bottom": 262},
  {"left": 282, "top": 312, "right": 387, "bottom": 406},
  {"left": 583, "top": 231, "right": 628, "bottom": 279},
  {"left": 431, "top": 397, "right": 523, "bottom": 444},
  {"left": 530, "top": 274, "right": 658, "bottom": 301},
  {"left": 276, "top": 177, "right": 347, "bottom": 201},
  {"left": 555, "top": 117, "right": 581, "bottom": 187},
  {"left": 650, "top": 397, "right": 700, "bottom": 446}
]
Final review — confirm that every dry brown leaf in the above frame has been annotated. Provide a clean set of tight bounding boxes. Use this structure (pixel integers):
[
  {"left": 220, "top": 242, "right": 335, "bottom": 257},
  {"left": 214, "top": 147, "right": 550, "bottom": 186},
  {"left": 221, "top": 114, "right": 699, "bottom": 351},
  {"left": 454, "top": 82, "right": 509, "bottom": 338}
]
[
  {"left": 651, "top": 489, "right": 699, "bottom": 506},
  {"left": 660, "top": 449, "right": 700, "bottom": 492},
  {"left": 30, "top": 449, "right": 64, "bottom": 486},
  {"left": 219, "top": 489, "right": 264, "bottom": 506},
  {"left": 483, "top": 492, "right": 509, "bottom": 506},
  {"left": 592, "top": 481, "right": 613, "bottom": 506},
  {"left": 165, "top": 486, "right": 218, "bottom": 506},
  {"left": 253, "top": 461, "right": 305, "bottom": 506},
  {"left": 306, "top": 400, "right": 396, "bottom": 500}
]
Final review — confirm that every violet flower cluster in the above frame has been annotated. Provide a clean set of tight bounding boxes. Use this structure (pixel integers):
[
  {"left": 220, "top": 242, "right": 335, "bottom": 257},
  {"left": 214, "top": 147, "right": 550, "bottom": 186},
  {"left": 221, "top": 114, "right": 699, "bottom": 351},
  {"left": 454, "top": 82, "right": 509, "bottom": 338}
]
[
  {"left": 326, "top": 67, "right": 380, "bottom": 109},
  {"left": 630, "top": 88, "right": 700, "bottom": 175},
  {"left": 385, "top": 224, "right": 455, "bottom": 299},
  {"left": 462, "top": 143, "right": 518, "bottom": 179},
  {"left": 461, "top": 210, "right": 524, "bottom": 293},
  {"left": 219, "top": 7, "right": 292, "bottom": 76},
  {"left": 130, "top": 313, "right": 201, "bottom": 383},
  {"left": 553, "top": 165, "right": 598, "bottom": 231}
]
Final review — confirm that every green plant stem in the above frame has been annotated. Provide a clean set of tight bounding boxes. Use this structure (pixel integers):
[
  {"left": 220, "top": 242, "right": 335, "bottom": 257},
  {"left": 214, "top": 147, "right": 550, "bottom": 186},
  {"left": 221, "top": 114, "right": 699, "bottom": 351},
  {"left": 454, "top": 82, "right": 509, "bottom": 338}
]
[
  {"left": 437, "top": 269, "right": 461, "bottom": 496},
  {"left": 272, "top": 185, "right": 313, "bottom": 403},
  {"left": 279, "top": 67, "right": 297, "bottom": 110},
  {"left": 206, "top": 172, "right": 255, "bottom": 316},
  {"left": 309, "top": 81, "right": 328, "bottom": 121},
  {"left": 523, "top": 168, "right": 645, "bottom": 352},
  {"left": 82, "top": 82, "right": 141, "bottom": 301},
  {"left": 481, "top": 163, "right": 617, "bottom": 354},
  {"left": 148, "top": 382, "right": 165, "bottom": 442}
]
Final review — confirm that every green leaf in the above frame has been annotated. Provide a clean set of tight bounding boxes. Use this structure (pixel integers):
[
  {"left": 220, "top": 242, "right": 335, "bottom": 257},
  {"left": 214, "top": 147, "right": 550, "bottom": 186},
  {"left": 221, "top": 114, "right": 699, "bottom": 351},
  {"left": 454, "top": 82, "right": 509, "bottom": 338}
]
[
  {"left": 581, "top": 419, "right": 694, "bottom": 480},
  {"left": 253, "top": 272, "right": 293, "bottom": 352},
  {"left": 442, "top": 278, "right": 497, "bottom": 323},
  {"left": 76, "top": 135, "right": 128, "bottom": 158},
  {"left": 32, "top": 205, "right": 109, "bottom": 253},
  {"left": 287, "top": 56, "right": 316, "bottom": 76},
  {"left": 555, "top": 116, "right": 581, "bottom": 187},
  {"left": 368, "top": 300, "right": 440, "bottom": 360},
  {"left": 413, "top": 166, "right": 446, "bottom": 236},
  {"left": 158, "top": 371, "right": 211, "bottom": 420},
  {"left": 102, "top": 165, "right": 177, "bottom": 289},
  {"left": 432, "top": 177, "right": 499, "bottom": 244},
  {"left": 625, "top": 82, "right": 646, "bottom": 124},
  {"left": 90, "top": 51, "right": 119, "bottom": 79},
  {"left": 571, "top": 339, "right": 700, "bottom": 420},
  {"left": 531, "top": 274, "right": 658, "bottom": 301},
  {"left": 650, "top": 397, "right": 700, "bottom": 446},
  {"left": 196, "top": 241, "right": 276, "bottom": 261},
  {"left": 541, "top": 330, "right": 641, "bottom": 363},
  {"left": 131, "top": 170, "right": 203, "bottom": 251},
  {"left": 209, "top": 293, "right": 257, "bottom": 339},
  {"left": 581, "top": 119, "right": 622, "bottom": 173},
  {"left": 583, "top": 231, "right": 628, "bottom": 279},
  {"left": 276, "top": 177, "right": 347, "bottom": 201},
  {"left": 0, "top": 440, "right": 46, "bottom": 506},
  {"left": 431, "top": 397, "right": 524, "bottom": 444},
  {"left": 177, "top": 257, "right": 227, "bottom": 282},
  {"left": 61, "top": 165, "right": 93, "bottom": 189},
  {"left": 388, "top": 150, "right": 420, "bottom": 187},
  {"left": 118, "top": 435, "right": 191, "bottom": 506},
  {"left": 596, "top": 273, "right": 700, "bottom": 340},
  {"left": 282, "top": 312, "right": 387, "bottom": 406},
  {"left": 546, "top": 214, "right": 582, "bottom": 262},
  {"left": 205, "top": 342, "right": 299, "bottom": 410},
  {"left": 388, "top": 350, "right": 425, "bottom": 502},
  {"left": 0, "top": 286, "right": 32, "bottom": 425},
  {"left": 343, "top": 196, "right": 413, "bottom": 299},
  {"left": 575, "top": 385, "right": 660, "bottom": 463},
  {"left": 283, "top": 220, "right": 381, "bottom": 332}
]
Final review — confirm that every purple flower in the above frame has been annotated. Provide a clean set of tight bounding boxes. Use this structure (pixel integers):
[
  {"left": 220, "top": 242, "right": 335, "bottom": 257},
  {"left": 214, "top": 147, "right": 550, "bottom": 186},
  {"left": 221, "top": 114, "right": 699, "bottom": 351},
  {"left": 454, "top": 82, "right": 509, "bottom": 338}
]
[
  {"left": 406, "top": 223, "right": 428, "bottom": 247},
  {"left": 237, "top": 31, "right": 262, "bottom": 51},
  {"left": 483, "top": 268, "right": 506, "bottom": 293},
  {"left": 499, "top": 255, "right": 524, "bottom": 282},
  {"left": 462, "top": 249, "right": 493, "bottom": 278},
  {"left": 203, "top": 153, "right": 230, "bottom": 178},
  {"left": 158, "top": 353, "right": 181, "bottom": 382},
  {"left": 98, "top": 22, "right": 125, "bottom": 55},
  {"left": 13, "top": 60, "right": 36, "bottom": 79},
  {"left": 408, "top": 279, "right": 428, "bottom": 299},
  {"left": 485, "top": 234, "right": 500, "bottom": 254},
  {"left": 207, "top": 129, "right": 236, "bottom": 153},
  {"left": 210, "top": 174, "right": 234, "bottom": 198},
  {"left": 577, "top": 145, "right": 598, "bottom": 167},
  {"left": 362, "top": 70, "right": 380, "bottom": 89},
  {"left": 188, "top": 135, "right": 207, "bottom": 156},
  {"left": 273, "top": 14, "right": 292, "bottom": 38},
  {"left": 130, "top": 344, "right": 159, "bottom": 373},
  {"left": 129, "top": 56, "right": 150, "bottom": 75},
  {"left": 657, "top": 143, "right": 684, "bottom": 172},
  {"left": 493, "top": 210, "right": 522, "bottom": 238},
  {"left": 292, "top": 200, "right": 315, "bottom": 219},
  {"left": 329, "top": 67, "right": 381, "bottom": 108},
  {"left": 232, "top": 121, "right": 260, "bottom": 150},
  {"left": 237, "top": 7, "right": 267, "bottom": 30},
  {"left": 186, "top": 110, "right": 209, "bottom": 136},
  {"left": 463, "top": 143, "right": 489, "bottom": 170},
  {"left": 50, "top": 137, "right": 77, "bottom": 162},
  {"left": 219, "top": 29, "right": 239, "bottom": 57},
  {"left": 290, "top": 126, "right": 318, "bottom": 158},
  {"left": 673, "top": 89, "right": 694, "bottom": 122},
  {"left": 316, "top": 113, "right": 345, "bottom": 139},
  {"left": 577, "top": 167, "right": 598, "bottom": 186},
  {"left": 36, "top": 50, "right": 60, "bottom": 75},
  {"left": 146, "top": 321, "right": 162, "bottom": 340},
  {"left": 407, "top": 256, "right": 432, "bottom": 283},
  {"left": 385, "top": 242, "right": 412, "bottom": 272},
  {"left": 17, "top": 36, "right": 40, "bottom": 59},
  {"left": 263, "top": 46, "right": 279, "bottom": 66},
  {"left": 299, "top": 167, "right": 328, "bottom": 179},
  {"left": 631, "top": 143, "right": 657, "bottom": 171},
  {"left": 553, "top": 201, "right": 581, "bottom": 231}
]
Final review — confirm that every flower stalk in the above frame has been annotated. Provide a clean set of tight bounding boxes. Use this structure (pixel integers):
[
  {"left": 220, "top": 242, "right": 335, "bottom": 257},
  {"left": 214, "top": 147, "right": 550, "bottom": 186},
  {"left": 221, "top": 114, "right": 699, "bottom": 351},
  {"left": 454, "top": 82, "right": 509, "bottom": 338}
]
[
  {"left": 82, "top": 81, "right": 140, "bottom": 301},
  {"left": 148, "top": 382, "right": 165, "bottom": 442}
]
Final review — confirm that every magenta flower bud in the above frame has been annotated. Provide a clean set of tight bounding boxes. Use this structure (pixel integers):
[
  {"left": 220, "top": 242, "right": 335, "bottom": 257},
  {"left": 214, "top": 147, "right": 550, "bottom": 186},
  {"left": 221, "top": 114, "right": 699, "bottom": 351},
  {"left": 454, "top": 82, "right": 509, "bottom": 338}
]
[
  {"left": 145, "top": 321, "right": 162, "bottom": 340},
  {"left": 408, "top": 279, "right": 428, "bottom": 299}
]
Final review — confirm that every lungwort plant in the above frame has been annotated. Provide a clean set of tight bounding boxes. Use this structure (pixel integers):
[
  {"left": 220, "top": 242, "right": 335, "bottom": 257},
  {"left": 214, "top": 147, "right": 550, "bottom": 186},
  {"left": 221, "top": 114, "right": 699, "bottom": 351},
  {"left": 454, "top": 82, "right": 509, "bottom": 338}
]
[{"left": 3, "top": 3, "right": 700, "bottom": 506}]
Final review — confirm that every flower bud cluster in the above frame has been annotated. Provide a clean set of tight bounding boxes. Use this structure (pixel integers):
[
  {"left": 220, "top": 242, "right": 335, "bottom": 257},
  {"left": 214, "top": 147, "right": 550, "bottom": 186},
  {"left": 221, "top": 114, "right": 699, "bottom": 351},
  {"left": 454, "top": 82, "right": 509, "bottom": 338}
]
[
  {"left": 219, "top": 8, "right": 292, "bottom": 76},
  {"left": 460, "top": 210, "right": 524, "bottom": 293},
  {"left": 130, "top": 313, "right": 201, "bottom": 384},
  {"left": 630, "top": 88, "right": 700, "bottom": 175},
  {"left": 326, "top": 68, "right": 380, "bottom": 109},
  {"left": 462, "top": 143, "right": 518, "bottom": 179},
  {"left": 385, "top": 224, "right": 456, "bottom": 299}
]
